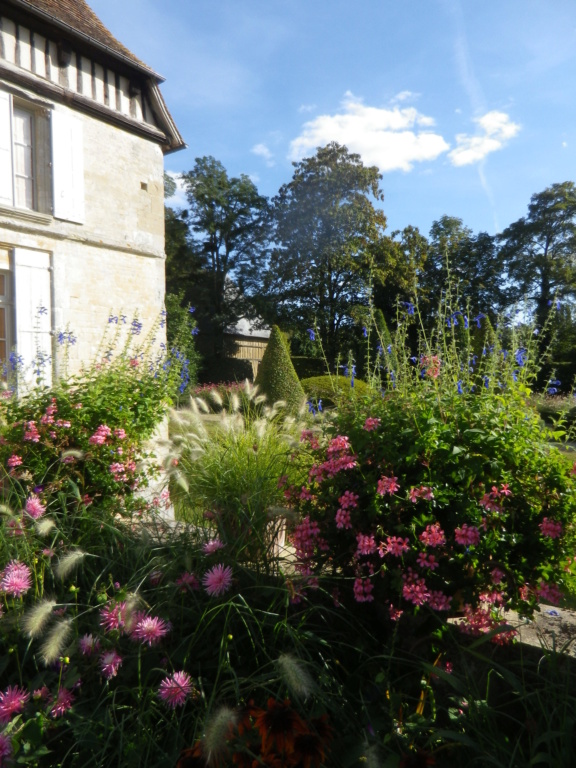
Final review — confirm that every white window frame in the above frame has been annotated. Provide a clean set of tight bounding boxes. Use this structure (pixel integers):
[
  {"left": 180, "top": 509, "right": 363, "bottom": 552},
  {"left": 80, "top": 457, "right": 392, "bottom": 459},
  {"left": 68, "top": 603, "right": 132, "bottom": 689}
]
[{"left": 0, "top": 88, "right": 85, "bottom": 223}]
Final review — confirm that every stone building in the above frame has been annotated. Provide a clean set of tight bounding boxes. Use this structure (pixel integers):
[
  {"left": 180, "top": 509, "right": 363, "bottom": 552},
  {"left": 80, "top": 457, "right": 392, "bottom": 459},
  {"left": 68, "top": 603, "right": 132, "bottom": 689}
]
[{"left": 0, "top": 0, "right": 184, "bottom": 385}]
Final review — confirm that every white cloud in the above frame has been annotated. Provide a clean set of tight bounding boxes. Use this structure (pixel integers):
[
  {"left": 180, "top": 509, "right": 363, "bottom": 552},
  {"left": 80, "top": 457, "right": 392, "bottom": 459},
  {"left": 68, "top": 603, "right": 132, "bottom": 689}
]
[
  {"left": 298, "top": 103, "right": 317, "bottom": 113},
  {"left": 448, "top": 111, "right": 521, "bottom": 166},
  {"left": 251, "top": 143, "right": 275, "bottom": 167},
  {"left": 390, "top": 90, "right": 419, "bottom": 104},
  {"left": 288, "top": 92, "right": 450, "bottom": 172},
  {"left": 164, "top": 171, "right": 188, "bottom": 209}
]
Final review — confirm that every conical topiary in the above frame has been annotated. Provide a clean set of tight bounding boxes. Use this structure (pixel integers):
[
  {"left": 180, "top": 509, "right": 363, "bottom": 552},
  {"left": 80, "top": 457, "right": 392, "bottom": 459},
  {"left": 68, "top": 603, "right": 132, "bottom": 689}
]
[{"left": 255, "top": 326, "right": 306, "bottom": 413}]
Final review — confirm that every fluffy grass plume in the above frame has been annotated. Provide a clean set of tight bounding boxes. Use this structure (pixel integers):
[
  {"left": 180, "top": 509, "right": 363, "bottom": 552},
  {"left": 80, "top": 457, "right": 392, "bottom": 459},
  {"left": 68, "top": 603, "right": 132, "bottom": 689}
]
[
  {"left": 276, "top": 652, "right": 315, "bottom": 700},
  {"left": 40, "top": 618, "right": 72, "bottom": 665},
  {"left": 203, "top": 705, "right": 237, "bottom": 766},
  {"left": 54, "top": 550, "right": 86, "bottom": 580},
  {"left": 35, "top": 518, "right": 56, "bottom": 536},
  {"left": 22, "top": 599, "right": 57, "bottom": 638}
]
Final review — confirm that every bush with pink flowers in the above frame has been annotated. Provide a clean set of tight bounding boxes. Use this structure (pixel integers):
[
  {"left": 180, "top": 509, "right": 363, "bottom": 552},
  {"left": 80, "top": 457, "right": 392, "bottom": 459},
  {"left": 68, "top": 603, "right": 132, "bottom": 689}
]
[{"left": 287, "top": 300, "right": 576, "bottom": 638}]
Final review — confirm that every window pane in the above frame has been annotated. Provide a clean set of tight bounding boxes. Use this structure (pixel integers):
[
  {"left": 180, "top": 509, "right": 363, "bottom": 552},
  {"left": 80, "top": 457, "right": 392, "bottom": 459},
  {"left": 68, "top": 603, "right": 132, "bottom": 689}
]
[{"left": 13, "top": 109, "right": 34, "bottom": 209}]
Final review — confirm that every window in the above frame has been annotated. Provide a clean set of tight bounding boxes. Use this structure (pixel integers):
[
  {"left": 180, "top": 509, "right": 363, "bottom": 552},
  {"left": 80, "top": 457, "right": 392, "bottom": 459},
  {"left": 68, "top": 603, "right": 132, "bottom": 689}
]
[
  {"left": 0, "top": 267, "right": 13, "bottom": 365},
  {"left": 12, "top": 107, "right": 35, "bottom": 210},
  {"left": 0, "top": 245, "right": 52, "bottom": 388},
  {"left": 0, "top": 88, "right": 85, "bottom": 223}
]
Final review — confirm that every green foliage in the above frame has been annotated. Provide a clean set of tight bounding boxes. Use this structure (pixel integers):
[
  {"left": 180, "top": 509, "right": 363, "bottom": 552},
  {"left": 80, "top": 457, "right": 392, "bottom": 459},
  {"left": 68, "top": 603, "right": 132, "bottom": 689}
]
[
  {"left": 255, "top": 326, "right": 306, "bottom": 413},
  {"left": 290, "top": 296, "right": 576, "bottom": 624},
  {"left": 179, "top": 156, "right": 270, "bottom": 351},
  {"left": 167, "top": 382, "right": 308, "bottom": 568},
  {"left": 499, "top": 181, "right": 576, "bottom": 329},
  {"left": 291, "top": 356, "right": 328, "bottom": 380},
  {"left": 2, "top": 298, "right": 576, "bottom": 767},
  {"left": 258, "top": 142, "right": 388, "bottom": 364},
  {"left": 301, "top": 374, "right": 370, "bottom": 408},
  {"left": 0, "top": 349, "right": 172, "bottom": 514},
  {"left": 164, "top": 291, "right": 201, "bottom": 399}
]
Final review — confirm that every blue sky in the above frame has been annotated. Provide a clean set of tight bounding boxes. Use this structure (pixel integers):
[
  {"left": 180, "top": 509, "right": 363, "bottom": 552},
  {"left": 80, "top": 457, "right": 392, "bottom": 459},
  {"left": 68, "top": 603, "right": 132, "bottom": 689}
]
[{"left": 89, "top": 0, "right": 576, "bottom": 238}]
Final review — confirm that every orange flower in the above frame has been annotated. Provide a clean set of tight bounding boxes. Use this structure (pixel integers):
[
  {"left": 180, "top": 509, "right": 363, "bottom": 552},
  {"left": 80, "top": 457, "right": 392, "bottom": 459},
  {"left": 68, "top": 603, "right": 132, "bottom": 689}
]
[
  {"left": 177, "top": 742, "right": 205, "bottom": 768},
  {"left": 253, "top": 698, "right": 308, "bottom": 756}
]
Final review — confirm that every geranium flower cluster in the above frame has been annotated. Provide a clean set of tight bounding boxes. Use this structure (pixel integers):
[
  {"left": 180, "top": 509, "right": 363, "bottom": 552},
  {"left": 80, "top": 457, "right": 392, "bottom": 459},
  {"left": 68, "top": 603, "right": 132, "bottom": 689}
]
[
  {"left": 308, "top": 435, "right": 357, "bottom": 482},
  {"left": 289, "top": 408, "right": 573, "bottom": 633}
]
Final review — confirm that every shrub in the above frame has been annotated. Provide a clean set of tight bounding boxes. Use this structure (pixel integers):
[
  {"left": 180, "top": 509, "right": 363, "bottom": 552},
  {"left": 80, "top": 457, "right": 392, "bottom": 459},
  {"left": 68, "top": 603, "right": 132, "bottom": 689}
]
[
  {"left": 0, "top": 345, "right": 175, "bottom": 517},
  {"left": 291, "top": 356, "right": 328, "bottom": 380},
  {"left": 165, "top": 291, "right": 201, "bottom": 400},
  {"left": 301, "top": 374, "right": 370, "bottom": 408},
  {"left": 255, "top": 326, "right": 306, "bottom": 413},
  {"left": 288, "top": 299, "right": 576, "bottom": 634}
]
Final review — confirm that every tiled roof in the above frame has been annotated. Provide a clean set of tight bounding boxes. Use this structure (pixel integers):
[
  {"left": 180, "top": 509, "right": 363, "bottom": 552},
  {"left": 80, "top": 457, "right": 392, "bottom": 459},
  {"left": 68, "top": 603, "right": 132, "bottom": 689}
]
[{"left": 10, "top": 0, "right": 158, "bottom": 77}]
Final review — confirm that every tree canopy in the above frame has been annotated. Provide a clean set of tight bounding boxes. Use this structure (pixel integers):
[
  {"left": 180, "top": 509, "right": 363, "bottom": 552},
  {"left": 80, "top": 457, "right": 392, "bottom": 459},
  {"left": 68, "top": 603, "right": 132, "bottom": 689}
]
[
  {"left": 257, "top": 142, "right": 387, "bottom": 363},
  {"left": 499, "top": 181, "right": 576, "bottom": 327},
  {"left": 172, "top": 157, "right": 270, "bottom": 356}
]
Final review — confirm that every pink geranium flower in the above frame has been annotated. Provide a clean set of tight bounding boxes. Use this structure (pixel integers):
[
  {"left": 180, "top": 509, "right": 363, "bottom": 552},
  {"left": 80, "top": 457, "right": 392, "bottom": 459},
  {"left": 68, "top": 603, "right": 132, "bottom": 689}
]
[
  {"left": 356, "top": 533, "right": 377, "bottom": 556},
  {"left": 536, "top": 581, "right": 563, "bottom": 606},
  {"left": 428, "top": 590, "right": 452, "bottom": 611},
  {"left": 0, "top": 561, "right": 32, "bottom": 598},
  {"left": 363, "top": 417, "right": 381, "bottom": 432},
  {"left": 158, "top": 671, "right": 193, "bottom": 708},
  {"left": 338, "top": 490, "right": 359, "bottom": 509},
  {"left": 24, "top": 421, "right": 40, "bottom": 442},
  {"left": 7, "top": 454, "right": 22, "bottom": 468},
  {"left": 454, "top": 524, "right": 480, "bottom": 546},
  {"left": 539, "top": 517, "right": 562, "bottom": 539},
  {"left": 335, "top": 508, "right": 352, "bottom": 529},
  {"left": 202, "top": 564, "right": 233, "bottom": 597},
  {"left": 402, "top": 570, "right": 430, "bottom": 606},
  {"left": 0, "top": 685, "right": 29, "bottom": 723},
  {"left": 419, "top": 523, "right": 446, "bottom": 548},
  {"left": 377, "top": 476, "right": 399, "bottom": 495},
  {"left": 353, "top": 577, "right": 374, "bottom": 603},
  {"left": 382, "top": 536, "right": 410, "bottom": 557},
  {"left": 416, "top": 552, "right": 439, "bottom": 570},
  {"left": 89, "top": 425, "right": 112, "bottom": 445}
]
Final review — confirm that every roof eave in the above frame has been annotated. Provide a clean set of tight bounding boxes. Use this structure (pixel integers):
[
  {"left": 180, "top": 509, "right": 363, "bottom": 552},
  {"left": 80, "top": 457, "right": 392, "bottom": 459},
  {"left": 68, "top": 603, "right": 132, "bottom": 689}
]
[{"left": 5, "top": 0, "right": 165, "bottom": 82}]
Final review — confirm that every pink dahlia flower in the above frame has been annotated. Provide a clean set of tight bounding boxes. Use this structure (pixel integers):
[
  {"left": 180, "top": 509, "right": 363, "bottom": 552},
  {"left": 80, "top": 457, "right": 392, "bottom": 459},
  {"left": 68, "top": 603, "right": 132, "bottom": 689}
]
[
  {"left": 202, "top": 564, "right": 233, "bottom": 597},
  {"left": 158, "top": 671, "right": 193, "bottom": 708},
  {"left": 0, "top": 561, "right": 32, "bottom": 598},
  {"left": 0, "top": 685, "right": 29, "bottom": 723}
]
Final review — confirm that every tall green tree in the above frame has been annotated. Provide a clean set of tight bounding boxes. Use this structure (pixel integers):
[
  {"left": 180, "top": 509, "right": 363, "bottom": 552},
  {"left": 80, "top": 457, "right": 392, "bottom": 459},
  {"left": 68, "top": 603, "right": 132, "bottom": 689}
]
[
  {"left": 418, "top": 215, "right": 507, "bottom": 322},
  {"left": 499, "top": 182, "right": 576, "bottom": 329},
  {"left": 372, "top": 225, "right": 428, "bottom": 325},
  {"left": 174, "top": 157, "right": 270, "bottom": 357},
  {"left": 258, "top": 143, "right": 387, "bottom": 364}
]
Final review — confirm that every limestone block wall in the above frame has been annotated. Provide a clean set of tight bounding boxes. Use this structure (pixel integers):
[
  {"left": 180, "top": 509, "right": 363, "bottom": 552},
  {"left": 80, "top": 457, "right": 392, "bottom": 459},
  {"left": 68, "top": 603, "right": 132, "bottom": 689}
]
[{"left": 0, "top": 91, "right": 166, "bottom": 377}]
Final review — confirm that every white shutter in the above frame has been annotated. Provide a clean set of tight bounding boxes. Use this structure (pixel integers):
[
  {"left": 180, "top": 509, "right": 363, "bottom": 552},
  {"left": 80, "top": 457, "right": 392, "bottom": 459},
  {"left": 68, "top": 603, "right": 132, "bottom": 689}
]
[
  {"left": 0, "top": 90, "right": 14, "bottom": 206},
  {"left": 14, "top": 248, "right": 52, "bottom": 388},
  {"left": 51, "top": 109, "right": 85, "bottom": 223}
]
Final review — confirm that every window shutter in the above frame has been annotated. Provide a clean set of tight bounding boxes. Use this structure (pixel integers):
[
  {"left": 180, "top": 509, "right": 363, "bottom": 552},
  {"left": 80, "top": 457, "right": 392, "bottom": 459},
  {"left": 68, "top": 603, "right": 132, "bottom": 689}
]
[
  {"left": 51, "top": 109, "right": 85, "bottom": 223},
  {"left": 0, "top": 90, "right": 14, "bottom": 206},
  {"left": 13, "top": 248, "right": 52, "bottom": 387}
]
